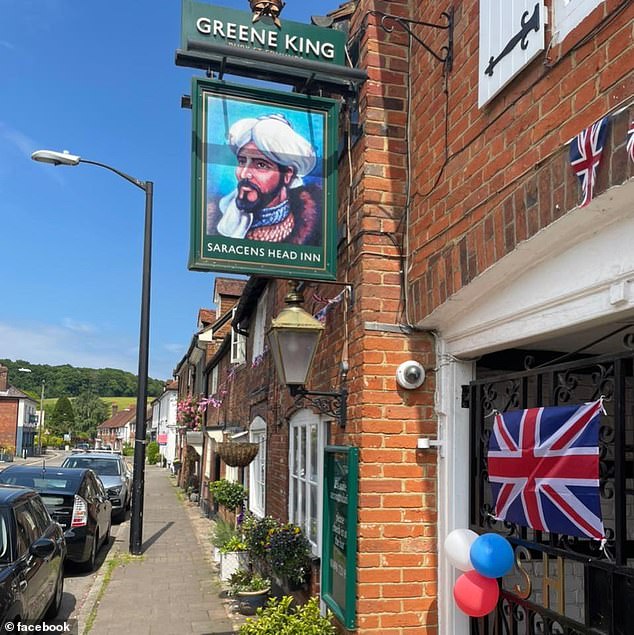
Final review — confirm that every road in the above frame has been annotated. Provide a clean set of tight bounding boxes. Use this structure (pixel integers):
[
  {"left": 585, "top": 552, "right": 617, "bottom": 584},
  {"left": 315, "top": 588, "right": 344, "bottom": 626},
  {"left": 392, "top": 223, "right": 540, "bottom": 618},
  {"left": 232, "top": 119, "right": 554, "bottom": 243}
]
[{"left": 0, "top": 450, "right": 129, "bottom": 623}]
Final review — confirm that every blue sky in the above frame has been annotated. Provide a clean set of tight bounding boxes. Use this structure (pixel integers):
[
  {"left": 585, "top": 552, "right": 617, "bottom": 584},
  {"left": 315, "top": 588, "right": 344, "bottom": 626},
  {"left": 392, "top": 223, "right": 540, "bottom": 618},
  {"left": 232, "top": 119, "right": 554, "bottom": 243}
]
[{"left": 0, "top": 0, "right": 342, "bottom": 380}]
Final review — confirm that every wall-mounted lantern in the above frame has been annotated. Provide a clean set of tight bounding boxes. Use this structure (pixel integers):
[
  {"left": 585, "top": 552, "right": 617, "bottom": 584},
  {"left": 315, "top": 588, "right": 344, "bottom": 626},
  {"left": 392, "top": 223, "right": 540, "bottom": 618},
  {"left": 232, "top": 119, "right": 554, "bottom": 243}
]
[{"left": 267, "top": 282, "right": 348, "bottom": 427}]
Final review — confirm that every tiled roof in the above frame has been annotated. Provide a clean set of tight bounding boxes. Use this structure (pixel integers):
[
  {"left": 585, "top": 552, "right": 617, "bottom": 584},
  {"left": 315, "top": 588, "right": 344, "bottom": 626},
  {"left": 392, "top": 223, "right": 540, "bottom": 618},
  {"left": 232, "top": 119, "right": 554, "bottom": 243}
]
[
  {"left": 165, "top": 379, "right": 178, "bottom": 390},
  {"left": 98, "top": 406, "right": 136, "bottom": 430},
  {"left": 214, "top": 277, "right": 247, "bottom": 299},
  {"left": 0, "top": 386, "right": 32, "bottom": 399},
  {"left": 198, "top": 309, "right": 216, "bottom": 326}
]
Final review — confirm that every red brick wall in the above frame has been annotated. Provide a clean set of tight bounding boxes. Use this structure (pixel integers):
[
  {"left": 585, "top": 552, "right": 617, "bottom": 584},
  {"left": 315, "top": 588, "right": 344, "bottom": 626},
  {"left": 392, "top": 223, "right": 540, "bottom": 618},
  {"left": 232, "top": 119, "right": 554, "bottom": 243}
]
[
  {"left": 406, "top": 0, "right": 633, "bottom": 322},
  {"left": 0, "top": 400, "right": 18, "bottom": 451}
]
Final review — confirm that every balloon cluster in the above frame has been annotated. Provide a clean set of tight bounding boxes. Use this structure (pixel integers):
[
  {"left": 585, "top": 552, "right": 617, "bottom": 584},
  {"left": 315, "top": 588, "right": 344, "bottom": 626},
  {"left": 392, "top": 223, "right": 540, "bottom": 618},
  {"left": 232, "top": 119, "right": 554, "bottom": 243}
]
[{"left": 444, "top": 530, "right": 514, "bottom": 617}]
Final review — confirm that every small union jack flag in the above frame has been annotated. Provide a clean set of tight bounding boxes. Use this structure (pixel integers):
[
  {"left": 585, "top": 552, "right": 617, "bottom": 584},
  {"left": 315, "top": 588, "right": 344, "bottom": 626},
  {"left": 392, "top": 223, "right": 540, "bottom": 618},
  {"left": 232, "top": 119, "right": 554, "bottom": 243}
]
[
  {"left": 569, "top": 116, "right": 609, "bottom": 207},
  {"left": 627, "top": 119, "right": 634, "bottom": 164},
  {"left": 488, "top": 400, "right": 605, "bottom": 541}
]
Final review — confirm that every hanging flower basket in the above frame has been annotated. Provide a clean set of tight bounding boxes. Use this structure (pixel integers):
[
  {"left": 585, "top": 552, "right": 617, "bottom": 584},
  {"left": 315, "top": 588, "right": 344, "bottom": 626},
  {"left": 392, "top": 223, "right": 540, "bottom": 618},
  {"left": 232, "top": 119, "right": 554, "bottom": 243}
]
[{"left": 216, "top": 442, "right": 259, "bottom": 467}]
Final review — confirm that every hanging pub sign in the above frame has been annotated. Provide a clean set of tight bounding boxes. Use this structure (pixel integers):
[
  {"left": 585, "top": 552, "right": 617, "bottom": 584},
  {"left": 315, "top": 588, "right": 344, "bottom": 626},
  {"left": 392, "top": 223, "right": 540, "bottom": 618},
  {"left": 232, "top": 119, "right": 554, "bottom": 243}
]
[
  {"left": 322, "top": 445, "right": 358, "bottom": 629},
  {"left": 188, "top": 78, "right": 339, "bottom": 280},
  {"left": 176, "top": 0, "right": 366, "bottom": 95}
]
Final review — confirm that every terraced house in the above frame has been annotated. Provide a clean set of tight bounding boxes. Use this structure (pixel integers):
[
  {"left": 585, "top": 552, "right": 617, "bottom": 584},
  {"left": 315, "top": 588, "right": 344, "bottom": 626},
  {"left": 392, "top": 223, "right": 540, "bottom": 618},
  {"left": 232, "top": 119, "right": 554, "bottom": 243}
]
[{"left": 175, "top": 1, "right": 633, "bottom": 633}]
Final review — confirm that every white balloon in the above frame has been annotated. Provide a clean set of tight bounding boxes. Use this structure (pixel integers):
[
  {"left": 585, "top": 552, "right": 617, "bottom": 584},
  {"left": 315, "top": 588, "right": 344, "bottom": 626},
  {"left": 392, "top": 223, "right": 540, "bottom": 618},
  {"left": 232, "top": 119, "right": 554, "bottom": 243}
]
[{"left": 444, "top": 529, "right": 478, "bottom": 571}]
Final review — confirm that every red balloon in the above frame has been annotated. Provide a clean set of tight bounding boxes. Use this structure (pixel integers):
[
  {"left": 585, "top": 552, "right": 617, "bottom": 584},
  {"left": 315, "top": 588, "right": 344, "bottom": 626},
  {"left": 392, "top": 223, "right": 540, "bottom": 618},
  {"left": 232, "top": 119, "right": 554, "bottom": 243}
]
[{"left": 453, "top": 570, "right": 500, "bottom": 617}]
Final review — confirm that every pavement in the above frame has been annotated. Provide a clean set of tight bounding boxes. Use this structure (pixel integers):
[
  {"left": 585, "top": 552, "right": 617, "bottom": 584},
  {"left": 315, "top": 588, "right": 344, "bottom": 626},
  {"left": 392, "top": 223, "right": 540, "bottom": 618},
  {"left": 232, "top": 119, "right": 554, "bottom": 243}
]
[{"left": 83, "top": 465, "right": 244, "bottom": 635}]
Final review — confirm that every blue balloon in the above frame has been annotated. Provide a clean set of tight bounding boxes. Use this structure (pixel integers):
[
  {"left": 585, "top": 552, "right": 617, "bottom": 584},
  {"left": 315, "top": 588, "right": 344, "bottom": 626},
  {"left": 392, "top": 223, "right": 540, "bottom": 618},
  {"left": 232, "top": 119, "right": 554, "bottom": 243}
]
[{"left": 469, "top": 533, "right": 514, "bottom": 578}]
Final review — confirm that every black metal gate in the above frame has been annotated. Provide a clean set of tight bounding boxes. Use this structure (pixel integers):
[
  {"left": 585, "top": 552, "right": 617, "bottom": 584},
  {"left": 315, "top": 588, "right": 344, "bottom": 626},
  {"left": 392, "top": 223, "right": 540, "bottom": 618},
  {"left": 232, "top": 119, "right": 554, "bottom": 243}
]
[{"left": 467, "top": 347, "right": 634, "bottom": 634}]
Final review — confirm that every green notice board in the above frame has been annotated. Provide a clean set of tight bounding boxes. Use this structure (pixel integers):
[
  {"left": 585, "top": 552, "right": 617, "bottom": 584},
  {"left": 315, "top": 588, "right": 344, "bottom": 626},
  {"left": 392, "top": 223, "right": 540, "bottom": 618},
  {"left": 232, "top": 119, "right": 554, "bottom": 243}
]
[{"left": 322, "top": 445, "right": 358, "bottom": 629}]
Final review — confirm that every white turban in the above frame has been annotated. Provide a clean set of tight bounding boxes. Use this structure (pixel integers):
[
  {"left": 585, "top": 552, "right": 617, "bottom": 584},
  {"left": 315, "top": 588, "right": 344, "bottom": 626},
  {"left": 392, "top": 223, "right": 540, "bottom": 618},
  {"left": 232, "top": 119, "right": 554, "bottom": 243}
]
[{"left": 227, "top": 114, "right": 317, "bottom": 188}]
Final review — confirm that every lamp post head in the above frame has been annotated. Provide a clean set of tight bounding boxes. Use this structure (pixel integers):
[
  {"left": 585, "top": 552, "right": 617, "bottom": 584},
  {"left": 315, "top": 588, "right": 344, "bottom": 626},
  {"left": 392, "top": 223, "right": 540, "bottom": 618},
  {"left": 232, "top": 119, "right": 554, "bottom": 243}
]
[{"left": 31, "top": 149, "right": 81, "bottom": 166}]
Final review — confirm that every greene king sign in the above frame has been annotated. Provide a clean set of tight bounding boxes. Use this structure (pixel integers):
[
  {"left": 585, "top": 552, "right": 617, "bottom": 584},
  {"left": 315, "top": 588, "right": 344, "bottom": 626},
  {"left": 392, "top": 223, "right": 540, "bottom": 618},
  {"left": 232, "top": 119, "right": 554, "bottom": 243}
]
[{"left": 181, "top": 0, "right": 346, "bottom": 65}]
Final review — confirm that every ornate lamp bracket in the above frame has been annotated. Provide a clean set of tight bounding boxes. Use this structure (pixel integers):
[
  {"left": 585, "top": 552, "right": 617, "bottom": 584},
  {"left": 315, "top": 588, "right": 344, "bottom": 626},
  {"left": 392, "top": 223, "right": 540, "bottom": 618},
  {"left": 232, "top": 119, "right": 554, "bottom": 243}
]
[
  {"left": 289, "top": 364, "right": 348, "bottom": 428},
  {"left": 368, "top": 8, "right": 454, "bottom": 74}
]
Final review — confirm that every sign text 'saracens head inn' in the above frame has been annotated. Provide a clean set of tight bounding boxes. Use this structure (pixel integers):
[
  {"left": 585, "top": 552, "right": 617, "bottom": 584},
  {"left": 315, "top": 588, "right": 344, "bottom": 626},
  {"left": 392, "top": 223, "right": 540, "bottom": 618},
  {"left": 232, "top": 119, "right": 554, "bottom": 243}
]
[{"left": 181, "top": 1, "right": 346, "bottom": 65}]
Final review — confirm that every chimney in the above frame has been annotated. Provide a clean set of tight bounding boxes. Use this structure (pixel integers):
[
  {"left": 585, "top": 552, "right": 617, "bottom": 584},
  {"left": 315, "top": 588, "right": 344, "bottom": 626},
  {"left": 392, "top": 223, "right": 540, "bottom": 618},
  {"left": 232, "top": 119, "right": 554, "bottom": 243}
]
[
  {"left": 111, "top": 403, "right": 118, "bottom": 416},
  {"left": 0, "top": 365, "right": 8, "bottom": 391}
]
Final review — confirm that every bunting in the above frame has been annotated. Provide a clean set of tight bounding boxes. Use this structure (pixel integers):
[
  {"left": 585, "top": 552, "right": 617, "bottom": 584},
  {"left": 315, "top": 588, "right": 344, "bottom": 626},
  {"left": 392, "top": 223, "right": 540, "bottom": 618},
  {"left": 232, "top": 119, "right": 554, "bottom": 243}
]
[{"left": 569, "top": 116, "right": 609, "bottom": 207}]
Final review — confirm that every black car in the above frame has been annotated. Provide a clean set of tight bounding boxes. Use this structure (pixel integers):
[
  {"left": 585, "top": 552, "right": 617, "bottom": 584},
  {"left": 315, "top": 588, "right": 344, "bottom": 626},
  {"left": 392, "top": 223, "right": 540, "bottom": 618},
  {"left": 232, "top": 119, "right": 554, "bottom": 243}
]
[
  {"left": 0, "top": 485, "right": 66, "bottom": 627},
  {"left": 0, "top": 466, "right": 111, "bottom": 571}
]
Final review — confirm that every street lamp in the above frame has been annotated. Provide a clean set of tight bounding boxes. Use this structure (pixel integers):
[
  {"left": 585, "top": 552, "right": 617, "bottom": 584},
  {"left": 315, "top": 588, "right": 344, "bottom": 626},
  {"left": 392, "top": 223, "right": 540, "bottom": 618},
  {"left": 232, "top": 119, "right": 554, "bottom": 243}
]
[
  {"left": 266, "top": 281, "right": 348, "bottom": 427},
  {"left": 31, "top": 148, "right": 153, "bottom": 556}
]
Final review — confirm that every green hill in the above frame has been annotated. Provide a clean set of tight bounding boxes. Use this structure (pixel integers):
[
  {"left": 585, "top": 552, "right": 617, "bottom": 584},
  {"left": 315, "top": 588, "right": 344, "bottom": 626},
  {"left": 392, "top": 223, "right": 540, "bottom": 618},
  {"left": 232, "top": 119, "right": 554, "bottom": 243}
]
[{"left": 2, "top": 359, "right": 166, "bottom": 399}]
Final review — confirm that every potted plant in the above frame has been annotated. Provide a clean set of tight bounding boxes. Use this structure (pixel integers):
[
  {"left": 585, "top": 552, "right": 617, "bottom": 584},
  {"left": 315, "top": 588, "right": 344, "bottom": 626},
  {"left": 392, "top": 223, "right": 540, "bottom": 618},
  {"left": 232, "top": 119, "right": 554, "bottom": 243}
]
[
  {"left": 228, "top": 569, "right": 271, "bottom": 615},
  {"left": 211, "top": 517, "right": 235, "bottom": 564},
  {"left": 239, "top": 596, "right": 335, "bottom": 634},
  {"left": 220, "top": 535, "right": 248, "bottom": 581},
  {"left": 265, "top": 522, "right": 312, "bottom": 589},
  {"left": 209, "top": 479, "right": 247, "bottom": 512},
  {"left": 242, "top": 514, "right": 280, "bottom": 573}
]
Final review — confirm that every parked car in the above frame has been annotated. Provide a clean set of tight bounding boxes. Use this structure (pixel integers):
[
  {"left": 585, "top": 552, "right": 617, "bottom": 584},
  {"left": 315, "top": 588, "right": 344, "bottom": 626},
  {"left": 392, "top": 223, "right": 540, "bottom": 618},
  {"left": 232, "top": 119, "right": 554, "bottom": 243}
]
[
  {"left": 61, "top": 452, "right": 131, "bottom": 521},
  {"left": 0, "top": 466, "right": 111, "bottom": 571},
  {"left": 0, "top": 485, "right": 66, "bottom": 627}
]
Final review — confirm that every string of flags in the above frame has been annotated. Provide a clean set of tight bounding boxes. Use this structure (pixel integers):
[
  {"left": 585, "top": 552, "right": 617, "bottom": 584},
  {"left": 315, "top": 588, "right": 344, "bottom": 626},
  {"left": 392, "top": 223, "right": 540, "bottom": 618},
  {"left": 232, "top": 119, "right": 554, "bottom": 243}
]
[
  {"left": 313, "top": 288, "right": 347, "bottom": 322},
  {"left": 569, "top": 113, "right": 633, "bottom": 208},
  {"left": 199, "top": 289, "right": 347, "bottom": 410}
]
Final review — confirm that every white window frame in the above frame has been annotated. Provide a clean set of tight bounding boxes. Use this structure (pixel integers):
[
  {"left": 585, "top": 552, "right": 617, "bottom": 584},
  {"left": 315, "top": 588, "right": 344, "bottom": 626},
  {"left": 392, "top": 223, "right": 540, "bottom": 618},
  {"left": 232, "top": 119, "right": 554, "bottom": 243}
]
[
  {"left": 230, "top": 308, "right": 246, "bottom": 364},
  {"left": 288, "top": 409, "right": 326, "bottom": 557},
  {"left": 210, "top": 365, "right": 218, "bottom": 395},
  {"left": 248, "top": 417, "right": 267, "bottom": 518},
  {"left": 252, "top": 288, "right": 269, "bottom": 360},
  {"left": 225, "top": 465, "right": 238, "bottom": 483},
  {"left": 553, "top": 0, "right": 604, "bottom": 44}
]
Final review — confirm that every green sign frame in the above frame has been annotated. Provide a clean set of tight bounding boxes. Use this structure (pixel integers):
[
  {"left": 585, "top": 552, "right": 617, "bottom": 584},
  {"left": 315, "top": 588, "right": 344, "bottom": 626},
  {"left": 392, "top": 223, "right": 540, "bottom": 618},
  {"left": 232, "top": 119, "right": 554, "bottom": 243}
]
[
  {"left": 322, "top": 445, "right": 358, "bottom": 630},
  {"left": 181, "top": 0, "right": 346, "bottom": 66},
  {"left": 188, "top": 78, "right": 339, "bottom": 281}
]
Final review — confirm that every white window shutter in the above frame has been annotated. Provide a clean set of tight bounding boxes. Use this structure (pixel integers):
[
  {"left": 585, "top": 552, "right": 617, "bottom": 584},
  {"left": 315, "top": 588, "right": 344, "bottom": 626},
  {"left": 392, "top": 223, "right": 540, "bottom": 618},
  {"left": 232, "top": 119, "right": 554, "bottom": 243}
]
[{"left": 478, "top": 0, "right": 546, "bottom": 108}]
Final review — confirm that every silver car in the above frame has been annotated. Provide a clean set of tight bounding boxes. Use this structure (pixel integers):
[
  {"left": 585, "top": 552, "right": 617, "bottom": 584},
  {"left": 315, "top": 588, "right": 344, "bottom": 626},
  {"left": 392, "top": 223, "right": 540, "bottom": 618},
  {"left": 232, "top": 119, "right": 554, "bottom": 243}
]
[{"left": 61, "top": 452, "right": 131, "bottom": 521}]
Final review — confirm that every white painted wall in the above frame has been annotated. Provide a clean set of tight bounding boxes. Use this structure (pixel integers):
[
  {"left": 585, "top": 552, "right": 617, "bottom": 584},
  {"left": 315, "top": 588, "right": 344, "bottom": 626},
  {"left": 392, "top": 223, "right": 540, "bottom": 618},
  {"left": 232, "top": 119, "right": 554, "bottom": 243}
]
[{"left": 426, "top": 179, "right": 634, "bottom": 634}]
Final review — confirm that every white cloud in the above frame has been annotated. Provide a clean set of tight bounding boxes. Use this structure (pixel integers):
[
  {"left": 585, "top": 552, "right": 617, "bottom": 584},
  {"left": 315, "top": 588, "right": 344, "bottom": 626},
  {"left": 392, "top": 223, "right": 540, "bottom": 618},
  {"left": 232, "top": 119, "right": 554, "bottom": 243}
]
[
  {"left": 0, "top": 320, "right": 177, "bottom": 380},
  {"left": 61, "top": 317, "right": 97, "bottom": 334},
  {"left": 0, "top": 320, "right": 137, "bottom": 374}
]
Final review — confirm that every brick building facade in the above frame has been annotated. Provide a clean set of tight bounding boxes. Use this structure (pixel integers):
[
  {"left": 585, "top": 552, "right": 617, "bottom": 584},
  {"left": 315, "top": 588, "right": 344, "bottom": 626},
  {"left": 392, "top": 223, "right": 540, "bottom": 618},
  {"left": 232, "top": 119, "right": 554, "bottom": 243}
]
[{"left": 176, "top": 1, "right": 633, "bottom": 633}]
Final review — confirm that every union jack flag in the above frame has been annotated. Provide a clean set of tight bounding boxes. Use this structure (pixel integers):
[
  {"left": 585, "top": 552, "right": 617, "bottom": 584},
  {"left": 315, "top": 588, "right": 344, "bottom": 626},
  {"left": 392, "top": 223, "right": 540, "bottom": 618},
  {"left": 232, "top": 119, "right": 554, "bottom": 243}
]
[
  {"left": 569, "top": 116, "right": 609, "bottom": 207},
  {"left": 488, "top": 400, "right": 605, "bottom": 541},
  {"left": 627, "top": 119, "right": 634, "bottom": 164}
]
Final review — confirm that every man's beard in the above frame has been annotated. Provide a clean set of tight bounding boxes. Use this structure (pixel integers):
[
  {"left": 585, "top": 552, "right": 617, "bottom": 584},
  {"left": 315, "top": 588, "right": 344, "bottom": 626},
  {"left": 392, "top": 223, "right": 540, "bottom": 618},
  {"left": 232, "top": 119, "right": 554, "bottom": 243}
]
[{"left": 235, "top": 177, "right": 285, "bottom": 214}]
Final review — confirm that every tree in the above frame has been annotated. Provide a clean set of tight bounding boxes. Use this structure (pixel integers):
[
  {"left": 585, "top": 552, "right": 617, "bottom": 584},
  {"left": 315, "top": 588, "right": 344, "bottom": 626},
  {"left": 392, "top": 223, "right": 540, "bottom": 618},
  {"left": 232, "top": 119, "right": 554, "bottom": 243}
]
[
  {"left": 48, "top": 396, "right": 76, "bottom": 436},
  {"left": 73, "top": 390, "right": 109, "bottom": 438}
]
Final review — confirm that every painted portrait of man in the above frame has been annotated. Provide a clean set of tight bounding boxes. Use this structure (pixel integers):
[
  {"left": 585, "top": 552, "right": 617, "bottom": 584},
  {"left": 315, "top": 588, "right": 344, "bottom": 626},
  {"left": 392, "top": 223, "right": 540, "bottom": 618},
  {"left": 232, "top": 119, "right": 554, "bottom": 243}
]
[
  {"left": 206, "top": 113, "right": 322, "bottom": 246},
  {"left": 190, "top": 79, "right": 338, "bottom": 280}
]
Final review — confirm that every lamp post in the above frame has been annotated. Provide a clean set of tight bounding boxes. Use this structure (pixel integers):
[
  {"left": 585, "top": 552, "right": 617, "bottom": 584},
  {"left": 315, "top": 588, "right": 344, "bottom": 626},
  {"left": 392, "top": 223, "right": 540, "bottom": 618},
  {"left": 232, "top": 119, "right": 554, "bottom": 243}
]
[
  {"left": 266, "top": 281, "right": 348, "bottom": 427},
  {"left": 37, "top": 380, "right": 45, "bottom": 455},
  {"left": 31, "top": 149, "right": 153, "bottom": 556}
]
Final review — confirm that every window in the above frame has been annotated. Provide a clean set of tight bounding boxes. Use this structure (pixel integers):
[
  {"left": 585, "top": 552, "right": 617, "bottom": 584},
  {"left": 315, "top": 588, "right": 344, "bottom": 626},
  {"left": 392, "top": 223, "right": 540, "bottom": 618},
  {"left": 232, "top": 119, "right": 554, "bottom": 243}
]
[
  {"left": 248, "top": 417, "right": 267, "bottom": 517},
  {"left": 289, "top": 409, "right": 326, "bottom": 556},
  {"left": 252, "top": 289, "right": 269, "bottom": 360},
  {"left": 478, "top": 0, "right": 546, "bottom": 107},
  {"left": 230, "top": 308, "right": 246, "bottom": 364},
  {"left": 553, "top": 0, "right": 604, "bottom": 43},
  {"left": 14, "top": 503, "right": 38, "bottom": 556},
  {"left": 210, "top": 365, "right": 219, "bottom": 395}
]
